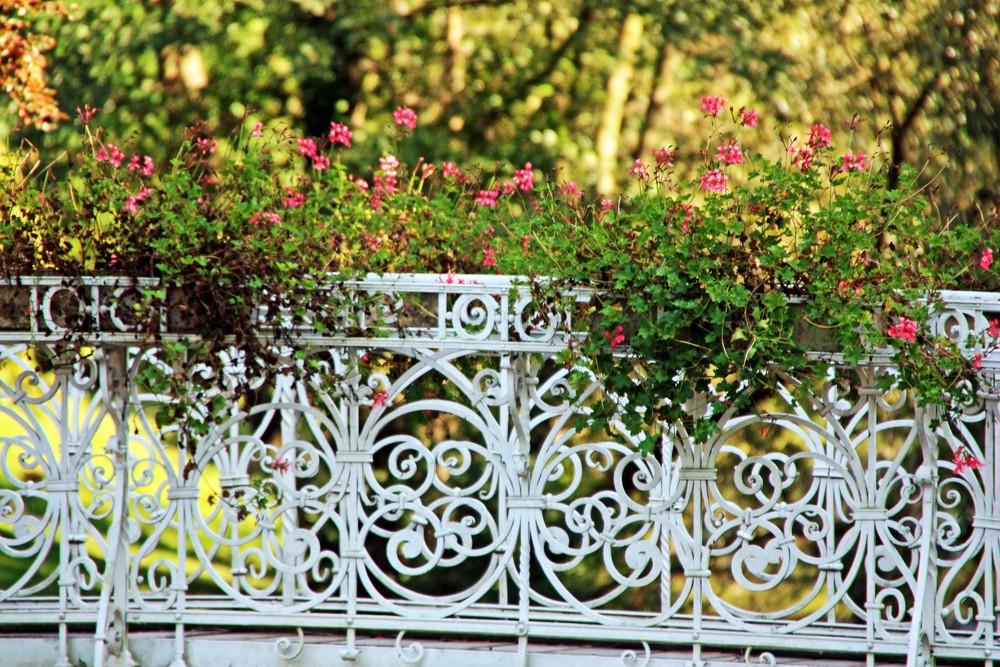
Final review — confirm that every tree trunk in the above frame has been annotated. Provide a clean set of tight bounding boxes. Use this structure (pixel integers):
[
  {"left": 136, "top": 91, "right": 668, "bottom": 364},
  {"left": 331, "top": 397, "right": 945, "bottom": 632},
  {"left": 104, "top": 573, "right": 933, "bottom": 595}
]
[{"left": 596, "top": 13, "right": 644, "bottom": 195}]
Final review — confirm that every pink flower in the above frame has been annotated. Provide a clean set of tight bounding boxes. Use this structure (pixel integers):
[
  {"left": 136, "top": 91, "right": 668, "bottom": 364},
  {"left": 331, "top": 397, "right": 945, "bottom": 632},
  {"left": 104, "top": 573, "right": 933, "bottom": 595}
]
[
  {"left": 886, "top": 317, "right": 917, "bottom": 343},
  {"left": 988, "top": 319, "right": 1000, "bottom": 338},
  {"left": 251, "top": 121, "right": 263, "bottom": 137},
  {"left": 653, "top": 147, "right": 674, "bottom": 167},
  {"left": 371, "top": 390, "right": 389, "bottom": 408},
  {"left": 475, "top": 189, "right": 499, "bottom": 207},
  {"left": 973, "top": 353, "right": 983, "bottom": 370},
  {"left": 499, "top": 182, "right": 516, "bottom": 196},
  {"left": 604, "top": 325, "right": 625, "bottom": 350},
  {"left": 980, "top": 248, "right": 993, "bottom": 270},
  {"left": 807, "top": 124, "right": 831, "bottom": 149},
  {"left": 700, "top": 95, "right": 727, "bottom": 116},
  {"left": 521, "top": 235, "right": 530, "bottom": 251},
  {"left": 282, "top": 186, "right": 307, "bottom": 208},
  {"left": 272, "top": 456, "right": 290, "bottom": 473},
  {"left": 249, "top": 211, "right": 282, "bottom": 226},
  {"left": 674, "top": 203, "right": 695, "bottom": 233},
  {"left": 196, "top": 138, "right": 218, "bottom": 156},
  {"left": 700, "top": 168, "right": 728, "bottom": 193},
  {"left": 481, "top": 246, "right": 498, "bottom": 267},
  {"left": 420, "top": 163, "right": 435, "bottom": 179},
  {"left": 715, "top": 137, "right": 743, "bottom": 165},
  {"left": 513, "top": 162, "right": 534, "bottom": 191},
  {"left": 739, "top": 107, "right": 758, "bottom": 128},
  {"left": 558, "top": 181, "right": 583, "bottom": 201},
  {"left": 629, "top": 158, "right": 649, "bottom": 179},
  {"left": 790, "top": 144, "right": 814, "bottom": 171},
  {"left": 379, "top": 154, "right": 400, "bottom": 177},
  {"left": 329, "top": 122, "right": 352, "bottom": 147},
  {"left": 952, "top": 445, "right": 985, "bottom": 475},
  {"left": 128, "top": 155, "right": 155, "bottom": 178},
  {"left": 838, "top": 280, "right": 863, "bottom": 297},
  {"left": 393, "top": 106, "right": 417, "bottom": 130},
  {"left": 364, "top": 233, "right": 383, "bottom": 251},
  {"left": 123, "top": 196, "right": 140, "bottom": 215},
  {"left": 600, "top": 199, "right": 616, "bottom": 212},
  {"left": 312, "top": 155, "right": 330, "bottom": 171},
  {"left": 298, "top": 138, "right": 318, "bottom": 159},
  {"left": 355, "top": 178, "right": 369, "bottom": 191},
  {"left": 95, "top": 143, "right": 125, "bottom": 168},
  {"left": 840, "top": 151, "right": 867, "bottom": 172},
  {"left": 442, "top": 162, "right": 460, "bottom": 178}
]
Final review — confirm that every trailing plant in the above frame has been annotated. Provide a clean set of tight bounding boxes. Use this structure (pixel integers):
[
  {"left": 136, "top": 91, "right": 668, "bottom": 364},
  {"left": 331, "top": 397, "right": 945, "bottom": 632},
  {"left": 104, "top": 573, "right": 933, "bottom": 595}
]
[{"left": 1, "top": 98, "right": 995, "bottom": 497}]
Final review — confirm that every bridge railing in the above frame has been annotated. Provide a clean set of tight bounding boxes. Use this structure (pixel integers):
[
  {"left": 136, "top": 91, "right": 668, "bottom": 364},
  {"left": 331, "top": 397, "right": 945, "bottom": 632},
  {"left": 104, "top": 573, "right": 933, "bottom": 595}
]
[{"left": 0, "top": 275, "right": 997, "bottom": 667}]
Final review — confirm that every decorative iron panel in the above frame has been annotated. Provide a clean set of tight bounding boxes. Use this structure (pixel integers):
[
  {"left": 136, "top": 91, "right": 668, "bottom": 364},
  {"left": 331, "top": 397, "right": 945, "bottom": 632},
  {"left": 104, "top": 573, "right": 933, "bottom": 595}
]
[{"left": 1, "top": 276, "right": 998, "bottom": 667}]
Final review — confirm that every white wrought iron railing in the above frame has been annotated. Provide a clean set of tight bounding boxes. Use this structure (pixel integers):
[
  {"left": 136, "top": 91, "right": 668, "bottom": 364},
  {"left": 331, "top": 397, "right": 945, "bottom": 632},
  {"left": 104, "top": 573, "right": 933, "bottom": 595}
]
[{"left": 0, "top": 275, "right": 998, "bottom": 667}]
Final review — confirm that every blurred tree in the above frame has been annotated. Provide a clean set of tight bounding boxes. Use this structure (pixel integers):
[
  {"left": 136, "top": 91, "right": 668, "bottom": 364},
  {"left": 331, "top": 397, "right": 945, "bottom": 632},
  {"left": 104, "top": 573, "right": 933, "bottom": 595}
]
[
  {"left": 1, "top": 0, "right": 996, "bottom": 210},
  {"left": 793, "top": 0, "right": 1000, "bottom": 210}
]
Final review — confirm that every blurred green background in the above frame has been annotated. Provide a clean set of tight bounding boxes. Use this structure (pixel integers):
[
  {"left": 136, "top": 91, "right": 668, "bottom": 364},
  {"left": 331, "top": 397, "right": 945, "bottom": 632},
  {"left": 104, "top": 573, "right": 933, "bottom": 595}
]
[{"left": 4, "top": 0, "right": 999, "bottom": 211}]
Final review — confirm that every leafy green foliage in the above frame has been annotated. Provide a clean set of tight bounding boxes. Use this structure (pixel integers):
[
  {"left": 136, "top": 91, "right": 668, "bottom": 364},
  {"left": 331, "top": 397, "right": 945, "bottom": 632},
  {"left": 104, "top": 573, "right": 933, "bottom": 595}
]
[{"left": 2, "top": 99, "right": 998, "bottom": 466}]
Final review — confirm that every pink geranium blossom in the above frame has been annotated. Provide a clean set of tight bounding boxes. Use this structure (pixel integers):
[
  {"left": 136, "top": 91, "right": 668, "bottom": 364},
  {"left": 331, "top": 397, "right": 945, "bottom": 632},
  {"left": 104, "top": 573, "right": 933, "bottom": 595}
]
[
  {"left": 739, "top": 107, "right": 758, "bottom": 128},
  {"left": 298, "top": 138, "right": 318, "bottom": 158},
  {"left": 251, "top": 122, "right": 263, "bottom": 137},
  {"left": 653, "top": 147, "right": 674, "bottom": 167},
  {"left": 379, "top": 154, "right": 400, "bottom": 177},
  {"left": 605, "top": 325, "right": 625, "bottom": 350},
  {"left": 629, "top": 159, "right": 649, "bottom": 179},
  {"left": 393, "top": 106, "right": 417, "bottom": 129},
  {"left": 513, "top": 163, "right": 534, "bottom": 191},
  {"left": 558, "top": 181, "right": 583, "bottom": 201},
  {"left": 840, "top": 151, "right": 867, "bottom": 172},
  {"left": 282, "top": 186, "right": 307, "bottom": 208},
  {"left": 700, "top": 168, "right": 728, "bottom": 193},
  {"left": 807, "top": 124, "right": 831, "bottom": 149},
  {"left": 886, "top": 317, "right": 917, "bottom": 342},
  {"left": 952, "top": 445, "right": 985, "bottom": 474},
  {"left": 790, "top": 144, "right": 814, "bottom": 171},
  {"left": 329, "top": 122, "right": 352, "bottom": 147},
  {"left": 95, "top": 143, "right": 125, "bottom": 168},
  {"left": 475, "top": 189, "right": 499, "bottom": 207},
  {"left": 715, "top": 138, "right": 743, "bottom": 165},
  {"left": 128, "top": 155, "right": 155, "bottom": 177},
  {"left": 196, "top": 138, "right": 218, "bottom": 156},
  {"left": 700, "top": 95, "right": 727, "bottom": 116},
  {"left": 371, "top": 390, "right": 389, "bottom": 407},
  {"left": 980, "top": 248, "right": 993, "bottom": 270},
  {"left": 481, "top": 246, "right": 498, "bottom": 267},
  {"left": 249, "top": 211, "right": 282, "bottom": 227}
]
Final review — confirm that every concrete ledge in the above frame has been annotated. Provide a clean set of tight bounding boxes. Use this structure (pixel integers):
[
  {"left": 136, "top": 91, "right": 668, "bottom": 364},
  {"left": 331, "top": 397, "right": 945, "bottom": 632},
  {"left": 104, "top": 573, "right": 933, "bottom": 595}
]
[{"left": 0, "top": 630, "right": 900, "bottom": 667}]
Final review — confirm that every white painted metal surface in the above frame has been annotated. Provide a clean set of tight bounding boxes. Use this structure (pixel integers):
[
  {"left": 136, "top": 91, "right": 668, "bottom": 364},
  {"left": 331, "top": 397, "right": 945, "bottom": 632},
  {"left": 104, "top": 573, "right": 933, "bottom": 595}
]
[{"left": 0, "top": 276, "right": 998, "bottom": 667}]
